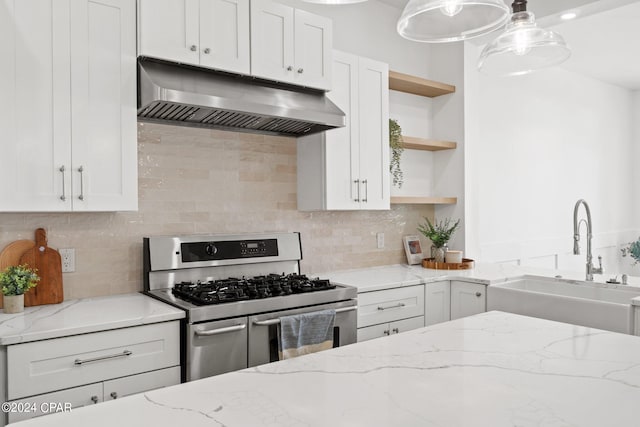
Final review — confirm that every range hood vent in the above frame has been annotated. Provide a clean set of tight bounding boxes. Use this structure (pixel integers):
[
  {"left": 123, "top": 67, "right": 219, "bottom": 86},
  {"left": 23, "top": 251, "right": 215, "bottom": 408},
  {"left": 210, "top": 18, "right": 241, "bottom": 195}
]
[{"left": 137, "top": 59, "right": 345, "bottom": 137}]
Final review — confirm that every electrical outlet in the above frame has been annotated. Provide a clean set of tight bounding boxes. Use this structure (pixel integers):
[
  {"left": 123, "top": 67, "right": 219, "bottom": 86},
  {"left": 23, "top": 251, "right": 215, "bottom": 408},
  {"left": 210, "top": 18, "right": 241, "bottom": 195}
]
[
  {"left": 59, "top": 248, "right": 75, "bottom": 273},
  {"left": 376, "top": 232, "right": 384, "bottom": 249}
]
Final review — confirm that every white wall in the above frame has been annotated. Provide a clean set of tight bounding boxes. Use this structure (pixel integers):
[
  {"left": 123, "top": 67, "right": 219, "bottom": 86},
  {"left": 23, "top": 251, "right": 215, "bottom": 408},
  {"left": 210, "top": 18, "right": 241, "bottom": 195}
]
[
  {"left": 464, "top": 41, "right": 636, "bottom": 275},
  {"left": 634, "top": 91, "right": 640, "bottom": 231}
]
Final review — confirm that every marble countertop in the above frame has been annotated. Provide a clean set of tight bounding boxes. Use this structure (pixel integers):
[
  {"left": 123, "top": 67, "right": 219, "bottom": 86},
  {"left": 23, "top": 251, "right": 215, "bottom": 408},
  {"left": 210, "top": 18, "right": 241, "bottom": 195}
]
[
  {"left": 0, "top": 293, "right": 185, "bottom": 345},
  {"left": 14, "top": 311, "right": 640, "bottom": 427},
  {"left": 325, "top": 262, "right": 640, "bottom": 293}
]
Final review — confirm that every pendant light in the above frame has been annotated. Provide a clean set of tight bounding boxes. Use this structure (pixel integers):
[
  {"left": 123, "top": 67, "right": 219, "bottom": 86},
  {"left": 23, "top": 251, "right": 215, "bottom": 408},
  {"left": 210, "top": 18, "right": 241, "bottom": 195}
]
[
  {"left": 478, "top": 0, "right": 571, "bottom": 76},
  {"left": 397, "top": 0, "right": 510, "bottom": 43}
]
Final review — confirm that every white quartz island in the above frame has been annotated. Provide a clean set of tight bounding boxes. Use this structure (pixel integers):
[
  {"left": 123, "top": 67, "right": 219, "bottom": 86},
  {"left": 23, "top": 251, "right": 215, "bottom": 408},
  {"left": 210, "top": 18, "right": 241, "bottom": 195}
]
[{"left": 12, "top": 311, "right": 640, "bottom": 427}]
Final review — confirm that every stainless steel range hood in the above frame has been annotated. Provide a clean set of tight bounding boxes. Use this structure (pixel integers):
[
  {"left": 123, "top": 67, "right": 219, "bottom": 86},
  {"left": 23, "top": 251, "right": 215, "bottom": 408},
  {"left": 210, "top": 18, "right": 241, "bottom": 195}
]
[{"left": 137, "top": 59, "right": 345, "bottom": 137}]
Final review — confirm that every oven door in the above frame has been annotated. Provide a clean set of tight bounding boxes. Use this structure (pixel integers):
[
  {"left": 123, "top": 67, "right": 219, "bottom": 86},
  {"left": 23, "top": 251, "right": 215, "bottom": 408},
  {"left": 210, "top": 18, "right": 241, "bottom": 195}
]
[
  {"left": 248, "top": 300, "right": 357, "bottom": 367},
  {"left": 187, "top": 317, "right": 248, "bottom": 381}
]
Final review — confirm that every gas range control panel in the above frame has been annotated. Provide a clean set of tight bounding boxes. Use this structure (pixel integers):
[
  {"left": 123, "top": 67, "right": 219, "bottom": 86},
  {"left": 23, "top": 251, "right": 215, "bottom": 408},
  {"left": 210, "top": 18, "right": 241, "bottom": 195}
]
[{"left": 181, "top": 239, "right": 279, "bottom": 262}]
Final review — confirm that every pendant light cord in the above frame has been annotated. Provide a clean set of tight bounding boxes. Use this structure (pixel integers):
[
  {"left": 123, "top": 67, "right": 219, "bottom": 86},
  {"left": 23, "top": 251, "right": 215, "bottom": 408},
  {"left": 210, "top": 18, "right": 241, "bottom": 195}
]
[{"left": 511, "top": 0, "right": 527, "bottom": 13}]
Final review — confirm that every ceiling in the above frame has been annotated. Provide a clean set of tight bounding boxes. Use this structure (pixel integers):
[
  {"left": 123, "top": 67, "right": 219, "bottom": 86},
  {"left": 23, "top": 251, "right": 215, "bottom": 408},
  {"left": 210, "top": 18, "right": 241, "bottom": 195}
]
[{"left": 379, "top": 0, "right": 640, "bottom": 90}]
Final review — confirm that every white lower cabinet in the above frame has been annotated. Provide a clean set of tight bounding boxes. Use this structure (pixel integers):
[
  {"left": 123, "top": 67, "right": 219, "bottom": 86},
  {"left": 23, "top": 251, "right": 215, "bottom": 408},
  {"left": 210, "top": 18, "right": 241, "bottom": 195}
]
[
  {"left": 425, "top": 281, "right": 451, "bottom": 326},
  {"left": 450, "top": 281, "right": 487, "bottom": 320},
  {"left": 3, "top": 321, "right": 180, "bottom": 425},
  {"left": 357, "top": 285, "right": 425, "bottom": 342},
  {"left": 6, "top": 367, "right": 180, "bottom": 424},
  {"left": 357, "top": 316, "right": 424, "bottom": 342},
  {"left": 634, "top": 307, "right": 640, "bottom": 336}
]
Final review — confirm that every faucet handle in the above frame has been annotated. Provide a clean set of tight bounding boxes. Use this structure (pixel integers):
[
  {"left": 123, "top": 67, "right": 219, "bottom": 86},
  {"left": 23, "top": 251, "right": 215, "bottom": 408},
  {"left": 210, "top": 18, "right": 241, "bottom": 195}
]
[
  {"left": 622, "top": 274, "right": 628, "bottom": 285},
  {"left": 594, "top": 255, "right": 604, "bottom": 274}
]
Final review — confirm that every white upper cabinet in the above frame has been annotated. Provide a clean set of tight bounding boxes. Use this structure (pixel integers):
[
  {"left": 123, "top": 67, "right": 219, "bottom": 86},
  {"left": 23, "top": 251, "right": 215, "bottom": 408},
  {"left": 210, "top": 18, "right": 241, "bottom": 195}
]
[
  {"left": 297, "top": 51, "right": 389, "bottom": 211},
  {"left": 251, "top": 0, "right": 332, "bottom": 90},
  {"left": 0, "top": 0, "right": 137, "bottom": 212},
  {"left": 138, "top": 0, "right": 250, "bottom": 75}
]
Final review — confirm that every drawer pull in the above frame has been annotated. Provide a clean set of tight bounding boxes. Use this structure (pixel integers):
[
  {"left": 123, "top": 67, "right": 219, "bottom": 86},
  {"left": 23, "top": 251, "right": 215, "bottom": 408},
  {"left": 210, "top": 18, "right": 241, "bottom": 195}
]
[
  {"left": 475, "top": 292, "right": 482, "bottom": 297},
  {"left": 91, "top": 396, "right": 98, "bottom": 404},
  {"left": 392, "top": 328, "right": 399, "bottom": 334},
  {"left": 74, "top": 350, "right": 132, "bottom": 366},
  {"left": 110, "top": 392, "right": 118, "bottom": 399},
  {"left": 377, "top": 303, "right": 406, "bottom": 311},
  {"left": 383, "top": 330, "right": 390, "bottom": 336},
  {"left": 195, "top": 323, "right": 246, "bottom": 336}
]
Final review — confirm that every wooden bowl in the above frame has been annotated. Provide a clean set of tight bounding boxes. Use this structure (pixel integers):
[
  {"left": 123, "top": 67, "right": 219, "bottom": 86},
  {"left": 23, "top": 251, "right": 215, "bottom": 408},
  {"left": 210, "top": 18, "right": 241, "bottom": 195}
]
[{"left": 422, "top": 258, "right": 475, "bottom": 270}]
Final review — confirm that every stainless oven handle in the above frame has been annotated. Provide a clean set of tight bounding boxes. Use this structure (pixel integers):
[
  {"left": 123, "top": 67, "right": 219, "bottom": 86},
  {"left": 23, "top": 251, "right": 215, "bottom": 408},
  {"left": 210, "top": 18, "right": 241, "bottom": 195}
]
[
  {"left": 195, "top": 324, "right": 247, "bottom": 336},
  {"left": 252, "top": 306, "right": 357, "bottom": 326}
]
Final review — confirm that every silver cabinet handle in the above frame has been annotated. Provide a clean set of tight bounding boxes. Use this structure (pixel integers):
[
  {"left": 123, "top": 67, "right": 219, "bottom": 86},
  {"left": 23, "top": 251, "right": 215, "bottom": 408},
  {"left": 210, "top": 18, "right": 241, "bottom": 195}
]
[
  {"left": 475, "top": 292, "right": 482, "bottom": 297},
  {"left": 204, "top": 47, "right": 211, "bottom": 54},
  {"left": 74, "top": 350, "right": 132, "bottom": 365},
  {"left": 377, "top": 303, "right": 405, "bottom": 311},
  {"left": 392, "top": 328, "right": 399, "bottom": 334},
  {"left": 354, "top": 179, "right": 360, "bottom": 202},
  {"left": 59, "top": 165, "right": 66, "bottom": 201},
  {"left": 362, "top": 179, "right": 368, "bottom": 202},
  {"left": 91, "top": 396, "right": 98, "bottom": 404},
  {"left": 110, "top": 392, "right": 118, "bottom": 399},
  {"left": 190, "top": 44, "right": 197, "bottom": 51},
  {"left": 195, "top": 323, "right": 246, "bottom": 336},
  {"left": 77, "top": 166, "right": 85, "bottom": 201},
  {"left": 286, "top": 65, "right": 293, "bottom": 71},
  {"left": 297, "top": 68, "right": 304, "bottom": 74},
  {"left": 253, "top": 306, "right": 357, "bottom": 326}
]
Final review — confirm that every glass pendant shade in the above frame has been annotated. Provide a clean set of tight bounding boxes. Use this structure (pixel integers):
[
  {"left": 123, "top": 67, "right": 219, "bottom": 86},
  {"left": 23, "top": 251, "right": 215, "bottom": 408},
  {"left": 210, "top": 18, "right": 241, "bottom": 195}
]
[
  {"left": 303, "top": 0, "right": 367, "bottom": 4},
  {"left": 397, "top": 0, "right": 510, "bottom": 43},
  {"left": 478, "top": 11, "right": 571, "bottom": 76}
]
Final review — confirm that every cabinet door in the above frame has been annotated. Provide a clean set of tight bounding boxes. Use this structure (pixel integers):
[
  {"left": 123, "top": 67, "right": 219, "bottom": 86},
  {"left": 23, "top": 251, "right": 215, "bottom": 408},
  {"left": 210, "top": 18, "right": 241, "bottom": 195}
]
[
  {"left": 199, "top": 0, "right": 250, "bottom": 74},
  {"left": 103, "top": 367, "right": 180, "bottom": 401},
  {"left": 390, "top": 316, "right": 424, "bottom": 335},
  {"left": 7, "top": 383, "right": 103, "bottom": 424},
  {"left": 69, "top": 0, "right": 138, "bottom": 211},
  {"left": 250, "top": 0, "right": 294, "bottom": 84},
  {"left": 324, "top": 51, "right": 359, "bottom": 210},
  {"left": 0, "top": 0, "right": 72, "bottom": 212},
  {"left": 450, "top": 281, "right": 487, "bottom": 320},
  {"left": 357, "top": 322, "right": 390, "bottom": 342},
  {"left": 425, "top": 281, "right": 451, "bottom": 326},
  {"left": 293, "top": 9, "right": 331, "bottom": 90},
  {"left": 137, "top": 0, "right": 199, "bottom": 65},
  {"left": 358, "top": 57, "right": 390, "bottom": 210}
]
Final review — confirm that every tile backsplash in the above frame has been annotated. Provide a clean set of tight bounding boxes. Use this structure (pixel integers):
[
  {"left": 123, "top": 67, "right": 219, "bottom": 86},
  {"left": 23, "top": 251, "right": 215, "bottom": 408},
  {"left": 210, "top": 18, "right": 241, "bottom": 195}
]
[{"left": 0, "top": 123, "right": 433, "bottom": 300}]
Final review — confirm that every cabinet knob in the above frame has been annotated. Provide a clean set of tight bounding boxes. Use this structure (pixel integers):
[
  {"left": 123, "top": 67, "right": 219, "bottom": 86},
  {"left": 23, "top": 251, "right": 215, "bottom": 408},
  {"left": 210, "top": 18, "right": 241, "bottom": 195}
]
[
  {"left": 90, "top": 396, "right": 98, "bottom": 404},
  {"left": 297, "top": 68, "right": 304, "bottom": 74},
  {"left": 190, "top": 45, "right": 197, "bottom": 51},
  {"left": 475, "top": 292, "right": 482, "bottom": 297},
  {"left": 110, "top": 392, "right": 118, "bottom": 399},
  {"left": 286, "top": 65, "right": 293, "bottom": 71},
  {"left": 204, "top": 48, "right": 211, "bottom": 54}
]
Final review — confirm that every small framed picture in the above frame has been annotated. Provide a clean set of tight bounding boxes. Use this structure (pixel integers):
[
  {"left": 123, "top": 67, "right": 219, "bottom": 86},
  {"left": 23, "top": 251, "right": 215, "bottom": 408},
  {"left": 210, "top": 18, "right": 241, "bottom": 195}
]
[{"left": 403, "top": 235, "right": 424, "bottom": 265}]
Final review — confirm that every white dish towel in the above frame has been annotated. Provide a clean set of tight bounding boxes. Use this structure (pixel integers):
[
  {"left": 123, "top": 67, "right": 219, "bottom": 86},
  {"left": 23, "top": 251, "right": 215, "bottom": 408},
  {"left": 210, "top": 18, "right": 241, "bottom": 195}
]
[{"left": 278, "top": 309, "right": 336, "bottom": 360}]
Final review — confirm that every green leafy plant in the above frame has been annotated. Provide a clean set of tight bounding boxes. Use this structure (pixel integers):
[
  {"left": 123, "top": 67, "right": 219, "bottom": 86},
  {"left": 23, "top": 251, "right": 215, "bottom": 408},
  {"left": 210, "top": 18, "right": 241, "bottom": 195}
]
[
  {"left": 417, "top": 217, "right": 460, "bottom": 248},
  {"left": 621, "top": 238, "right": 640, "bottom": 265},
  {"left": 389, "top": 118, "right": 404, "bottom": 188},
  {"left": 0, "top": 264, "right": 39, "bottom": 296}
]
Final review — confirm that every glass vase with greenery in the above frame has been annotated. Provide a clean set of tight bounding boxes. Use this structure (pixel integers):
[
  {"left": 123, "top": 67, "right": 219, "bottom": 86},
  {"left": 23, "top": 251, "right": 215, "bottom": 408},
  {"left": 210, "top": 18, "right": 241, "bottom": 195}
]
[{"left": 417, "top": 217, "right": 460, "bottom": 262}]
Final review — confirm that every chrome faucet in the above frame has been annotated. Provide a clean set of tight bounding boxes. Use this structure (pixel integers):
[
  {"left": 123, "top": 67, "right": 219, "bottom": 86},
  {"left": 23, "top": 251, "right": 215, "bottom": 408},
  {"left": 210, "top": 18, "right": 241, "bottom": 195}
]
[{"left": 573, "top": 199, "right": 603, "bottom": 281}]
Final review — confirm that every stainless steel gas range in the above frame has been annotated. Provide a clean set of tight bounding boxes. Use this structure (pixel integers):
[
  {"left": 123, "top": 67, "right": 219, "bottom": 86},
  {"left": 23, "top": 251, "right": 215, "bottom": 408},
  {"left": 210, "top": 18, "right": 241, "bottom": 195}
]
[{"left": 143, "top": 232, "right": 357, "bottom": 382}]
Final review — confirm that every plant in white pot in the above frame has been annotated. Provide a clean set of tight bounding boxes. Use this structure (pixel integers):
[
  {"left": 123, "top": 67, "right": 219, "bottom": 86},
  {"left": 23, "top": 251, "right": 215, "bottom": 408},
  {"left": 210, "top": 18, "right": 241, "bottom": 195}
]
[{"left": 0, "top": 264, "right": 39, "bottom": 314}]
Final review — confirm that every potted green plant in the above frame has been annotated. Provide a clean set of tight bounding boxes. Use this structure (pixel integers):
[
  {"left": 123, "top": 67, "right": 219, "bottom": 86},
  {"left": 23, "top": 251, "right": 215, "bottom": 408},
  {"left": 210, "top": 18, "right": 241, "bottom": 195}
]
[
  {"left": 417, "top": 217, "right": 460, "bottom": 263},
  {"left": 621, "top": 238, "right": 640, "bottom": 266},
  {"left": 0, "top": 264, "right": 39, "bottom": 314},
  {"left": 389, "top": 118, "right": 404, "bottom": 188}
]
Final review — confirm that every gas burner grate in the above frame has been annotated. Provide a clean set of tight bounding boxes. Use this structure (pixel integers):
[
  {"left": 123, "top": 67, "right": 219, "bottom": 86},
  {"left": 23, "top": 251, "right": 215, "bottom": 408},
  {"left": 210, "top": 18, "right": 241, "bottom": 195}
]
[{"left": 172, "top": 273, "right": 336, "bottom": 305}]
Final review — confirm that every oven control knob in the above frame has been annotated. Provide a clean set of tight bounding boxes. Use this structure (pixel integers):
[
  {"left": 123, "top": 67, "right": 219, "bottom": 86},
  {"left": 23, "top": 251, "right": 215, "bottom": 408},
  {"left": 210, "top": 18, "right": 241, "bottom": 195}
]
[{"left": 205, "top": 244, "right": 217, "bottom": 256}]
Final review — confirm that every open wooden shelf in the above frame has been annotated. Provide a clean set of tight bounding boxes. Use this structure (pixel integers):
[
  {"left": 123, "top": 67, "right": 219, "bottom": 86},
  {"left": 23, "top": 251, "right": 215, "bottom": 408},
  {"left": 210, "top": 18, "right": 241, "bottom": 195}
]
[
  {"left": 402, "top": 136, "right": 457, "bottom": 151},
  {"left": 390, "top": 196, "right": 457, "bottom": 205},
  {"left": 389, "top": 70, "right": 455, "bottom": 98}
]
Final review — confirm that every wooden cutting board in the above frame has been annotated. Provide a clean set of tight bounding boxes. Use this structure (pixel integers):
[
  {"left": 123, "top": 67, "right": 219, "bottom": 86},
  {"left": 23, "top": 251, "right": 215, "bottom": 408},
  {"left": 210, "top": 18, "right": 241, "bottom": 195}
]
[
  {"left": 0, "top": 240, "right": 36, "bottom": 308},
  {"left": 19, "top": 228, "right": 64, "bottom": 307}
]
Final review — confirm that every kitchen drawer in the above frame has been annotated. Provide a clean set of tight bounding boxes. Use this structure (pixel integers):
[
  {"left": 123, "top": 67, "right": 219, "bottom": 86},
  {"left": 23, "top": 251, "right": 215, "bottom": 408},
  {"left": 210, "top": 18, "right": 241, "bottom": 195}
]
[
  {"left": 357, "top": 316, "right": 425, "bottom": 342},
  {"left": 103, "top": 366, "right": 180, "bottom": 401},
  {"left": 7, "top": 383, "right": 103, "bottom": 424},
  {"left": 357, "top": 285, "right": 424, "bottom": 328},
  {"left": 7, "top": 321, "right": 179, "bottom": 400}
]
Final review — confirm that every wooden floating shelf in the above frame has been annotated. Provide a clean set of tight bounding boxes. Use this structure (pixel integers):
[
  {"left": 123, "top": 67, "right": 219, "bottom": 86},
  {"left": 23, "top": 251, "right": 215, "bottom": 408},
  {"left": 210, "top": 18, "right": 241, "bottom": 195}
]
[
  {"left": 390, "top": 196, "right": 457, "bottom": 205},
  {"left": 401, "top": 136, "right": 457, "bottom": 151},
  {"left": 389, "top": 70, "right": 455, "bottom": 98}
]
